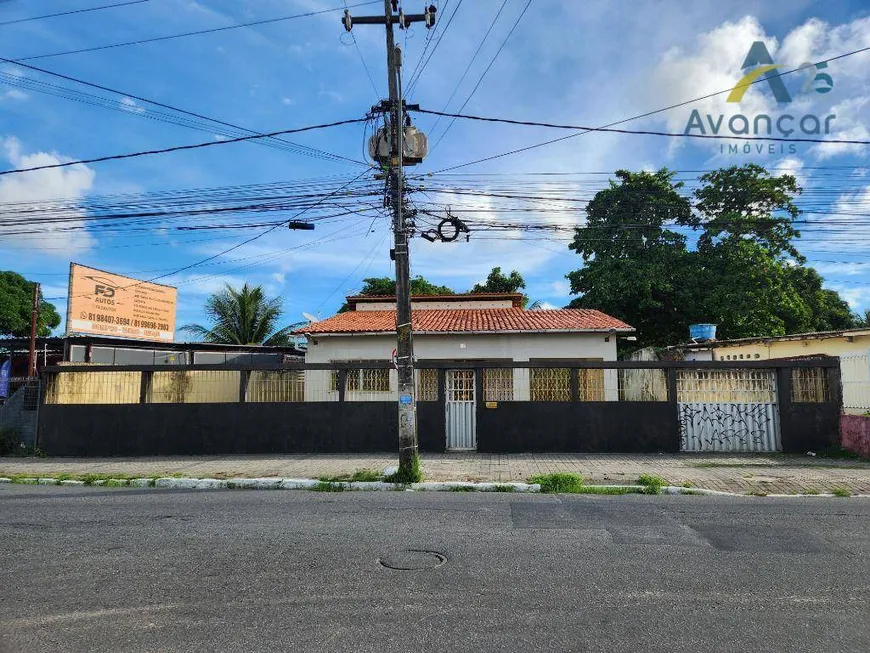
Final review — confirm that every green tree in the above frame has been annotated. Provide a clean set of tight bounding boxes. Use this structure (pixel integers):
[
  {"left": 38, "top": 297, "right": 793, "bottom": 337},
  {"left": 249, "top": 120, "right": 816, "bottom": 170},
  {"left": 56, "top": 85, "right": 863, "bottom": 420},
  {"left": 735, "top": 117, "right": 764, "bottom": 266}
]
[
  {"left": 470, "top": 267, "right": 526, "bottom": 294},
  {"left": 566, "top": 169, "right": 697, "bottom": 348},
  {"left": 355, "top": 275, "right": 454, "bottom": 296},
  {"left": 0, "top": 271, "right": 61, "bottom": 337},
  {"left": 181, "top": 283, "right": 299, "bottom": 345},
  {"left": 692, "top": 164, "right": 858, "bottom": 339},
  {"left": 338, "top": 275, "right": 454, "bottom": 312},
  {"left": 566, "top": 165, "right": 859, "bottom": 348},
  {"left": 470, "top": 267, "right": 535, "bottom": 307}
]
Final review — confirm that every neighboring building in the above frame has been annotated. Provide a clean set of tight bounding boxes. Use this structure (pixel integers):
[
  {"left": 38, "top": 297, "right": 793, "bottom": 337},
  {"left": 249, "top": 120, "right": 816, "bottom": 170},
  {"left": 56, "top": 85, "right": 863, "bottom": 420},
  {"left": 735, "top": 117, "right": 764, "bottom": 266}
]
[
  {"left": 0, "top": 335, "right": 304, "bottom": 377},
  {"left": 677, "top": 328, "right": 870, "bottom": 414},
  {"left": 298, "top": 293, "right": 634, "bottom": 403}
]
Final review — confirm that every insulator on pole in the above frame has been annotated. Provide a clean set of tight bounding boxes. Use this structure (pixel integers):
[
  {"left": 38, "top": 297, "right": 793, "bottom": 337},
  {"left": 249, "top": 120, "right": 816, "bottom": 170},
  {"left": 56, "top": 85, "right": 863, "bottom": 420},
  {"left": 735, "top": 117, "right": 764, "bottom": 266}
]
[
  {"left": 424, "top": 4, "right": 436, "bottom": 28},
  {"left": 342, "top": 9, "right": 353, "bottom": 31}
]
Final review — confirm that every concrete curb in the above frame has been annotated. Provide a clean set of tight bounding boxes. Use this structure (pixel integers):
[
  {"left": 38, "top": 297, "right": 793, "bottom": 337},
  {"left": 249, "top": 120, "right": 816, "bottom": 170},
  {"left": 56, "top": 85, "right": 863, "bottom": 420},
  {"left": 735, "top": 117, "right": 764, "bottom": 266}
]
[{"left": 0, "top": 476, "right": 864, "bottom": 497}]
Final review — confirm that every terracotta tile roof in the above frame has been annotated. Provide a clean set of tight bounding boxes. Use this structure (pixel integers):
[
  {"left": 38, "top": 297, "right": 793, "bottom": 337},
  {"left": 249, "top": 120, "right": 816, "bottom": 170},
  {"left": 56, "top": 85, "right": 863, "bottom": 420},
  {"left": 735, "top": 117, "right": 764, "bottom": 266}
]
[{"left": 298, "top": 308, "right": 633, "bottom": 335}]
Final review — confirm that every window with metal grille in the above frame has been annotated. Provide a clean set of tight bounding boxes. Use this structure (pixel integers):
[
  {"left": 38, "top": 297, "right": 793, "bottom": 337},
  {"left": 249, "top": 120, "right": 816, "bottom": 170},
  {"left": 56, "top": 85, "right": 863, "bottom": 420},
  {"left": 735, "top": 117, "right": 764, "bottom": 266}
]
[
  {"left": 484, "top": 368, "right": 514, "bottom": 401},
  {"left": 530, "top": 368, "right": 571, "bottom": 402},
  {"left": 677, "top": 369, "right": 776, "bottom": 403},
  {"left": 417, "top": 369, "right": 438, "bottom": 401},
  {"left": 578, "top": 369, "right": 605, "bottom": 401},
  {"left": 791, "top": 368, "right": 830, "bottom": 402},
  {"left": 360, "top": 368, "right": 390, "bottom": 392}
]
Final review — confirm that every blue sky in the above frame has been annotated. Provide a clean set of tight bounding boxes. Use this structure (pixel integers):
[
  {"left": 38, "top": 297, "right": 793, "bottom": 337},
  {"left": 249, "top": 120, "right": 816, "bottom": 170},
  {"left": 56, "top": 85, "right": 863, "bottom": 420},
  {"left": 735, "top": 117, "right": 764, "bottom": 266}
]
[{"left": 2, "top": 0, "right": 870, "bottom": 337}]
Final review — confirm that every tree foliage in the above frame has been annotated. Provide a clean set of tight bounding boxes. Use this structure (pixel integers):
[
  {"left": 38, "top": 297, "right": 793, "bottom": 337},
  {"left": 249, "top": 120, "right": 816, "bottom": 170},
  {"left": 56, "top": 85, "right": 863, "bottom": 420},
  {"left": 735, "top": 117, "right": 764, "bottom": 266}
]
[
  {"left": 181, "top": 283, "right": 300, "bottom": 346},
  {"left": 0, "top": 271, "right": 61, "bottom": 337},
  {"left": 470, "top": 267, "right": 526, "bottom": 294},
  {"left": 356, "top": 276, "right": 455, "bottom": 297},
  {"left": 567, "top": 165, "right": 859, "bottom": 349}
]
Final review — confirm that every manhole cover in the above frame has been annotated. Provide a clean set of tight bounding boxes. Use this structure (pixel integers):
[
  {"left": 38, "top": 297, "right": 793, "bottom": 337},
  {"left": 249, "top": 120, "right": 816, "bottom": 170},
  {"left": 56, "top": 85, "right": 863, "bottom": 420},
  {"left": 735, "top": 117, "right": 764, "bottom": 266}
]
[{"left": 378, "top": 549, "right": 447, "bottom": 570}]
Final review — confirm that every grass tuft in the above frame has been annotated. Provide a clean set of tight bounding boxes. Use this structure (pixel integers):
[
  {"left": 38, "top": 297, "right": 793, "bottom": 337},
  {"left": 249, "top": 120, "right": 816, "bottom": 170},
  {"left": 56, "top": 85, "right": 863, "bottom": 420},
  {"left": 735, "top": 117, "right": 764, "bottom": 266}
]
[
  {"left": 448, "top": 485, "right": 476, "bottom": 492},
  {"left": 637, "top": 474, "right": 666, "bottom": 495},
  {"left": 492, "top": 484, "right": 516, "bottom": 493},
  {"left": 384, "top": 454, "right": 422, "bottom": 484},
  {"left": 831, "top": 487, "right": 851, "bottom": 497},
  {"left": 529, "top": 472, "right": 584, "bottom": 494},
  {"left": 320, "top": 469, "right": 384, "bottom": 483},
  {"left": 311, "top": 480, "right": 346, "bottom": 492},
  {"left": 804, "top": 487, "right": 820, "bottom": 495}
]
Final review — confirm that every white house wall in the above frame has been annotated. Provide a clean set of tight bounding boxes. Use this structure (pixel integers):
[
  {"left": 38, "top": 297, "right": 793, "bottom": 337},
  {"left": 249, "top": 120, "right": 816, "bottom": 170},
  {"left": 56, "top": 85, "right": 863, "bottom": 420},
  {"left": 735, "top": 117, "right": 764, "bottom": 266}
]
[{"left": 303, "top": 332, "right": 619, "bottom": 401}]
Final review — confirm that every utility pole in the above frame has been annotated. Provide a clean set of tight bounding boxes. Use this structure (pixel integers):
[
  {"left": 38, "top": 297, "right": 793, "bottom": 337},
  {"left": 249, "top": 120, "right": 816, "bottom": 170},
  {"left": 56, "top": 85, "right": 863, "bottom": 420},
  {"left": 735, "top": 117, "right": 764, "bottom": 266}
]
[
  {"left": 28, "top": 282, "right": 39, "bottom": 378},
  {"left": 343, "top": 2, "right": 435, "bottom": 480}
]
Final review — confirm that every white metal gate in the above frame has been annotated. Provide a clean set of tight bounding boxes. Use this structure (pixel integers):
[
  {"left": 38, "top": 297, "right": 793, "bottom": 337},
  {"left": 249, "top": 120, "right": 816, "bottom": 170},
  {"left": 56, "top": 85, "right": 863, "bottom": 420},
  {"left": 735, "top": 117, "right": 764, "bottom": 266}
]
[
  {"left": 446, "top": 370, "right": 476, "bottom": 451},
  {"left": 677, "top": 369, "right": 781, "bottom": 452},
  {"left": 841, "top": 352, "right": 870, "bottom": 414}
]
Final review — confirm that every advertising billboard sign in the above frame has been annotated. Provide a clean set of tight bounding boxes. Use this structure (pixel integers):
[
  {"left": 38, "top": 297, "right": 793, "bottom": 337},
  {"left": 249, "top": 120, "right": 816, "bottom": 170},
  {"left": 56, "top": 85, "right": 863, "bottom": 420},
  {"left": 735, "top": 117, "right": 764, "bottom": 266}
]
[{"left": 66, "top": 263, "right": 177, "bottom": 342}]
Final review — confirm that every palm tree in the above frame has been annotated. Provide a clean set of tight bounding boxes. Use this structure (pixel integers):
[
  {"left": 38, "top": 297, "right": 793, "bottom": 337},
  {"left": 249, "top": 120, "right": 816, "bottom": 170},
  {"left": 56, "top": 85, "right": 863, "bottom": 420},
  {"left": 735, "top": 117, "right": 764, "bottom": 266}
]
[{"left": 181, "top": 283, "right": 300, "bottom": 345}]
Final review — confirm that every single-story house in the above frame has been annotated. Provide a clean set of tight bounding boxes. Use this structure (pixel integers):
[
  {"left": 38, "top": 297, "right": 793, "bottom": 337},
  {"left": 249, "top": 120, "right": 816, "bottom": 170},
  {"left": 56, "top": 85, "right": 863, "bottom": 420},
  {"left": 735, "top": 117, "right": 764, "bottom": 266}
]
[
  {"left": 298, "top": 293, "right": 634, "bottom": 406},
  {"left": 677, "top": 328, "right": 870, "bottom": 414}
]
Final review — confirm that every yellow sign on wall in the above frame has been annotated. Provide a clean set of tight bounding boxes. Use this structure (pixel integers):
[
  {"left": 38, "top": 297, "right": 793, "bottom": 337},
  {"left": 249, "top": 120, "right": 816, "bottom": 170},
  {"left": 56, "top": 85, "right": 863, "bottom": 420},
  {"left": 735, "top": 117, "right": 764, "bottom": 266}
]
[{"left": 66, "top": 263, "right": 177, "bottom": 342}]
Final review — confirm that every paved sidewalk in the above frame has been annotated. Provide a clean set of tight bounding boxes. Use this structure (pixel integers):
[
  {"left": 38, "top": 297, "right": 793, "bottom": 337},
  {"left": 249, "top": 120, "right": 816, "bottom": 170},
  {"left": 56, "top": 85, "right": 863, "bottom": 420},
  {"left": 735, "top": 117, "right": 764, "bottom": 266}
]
[{"left": 2, "top": 453, "right": 869, "bottom": 494}]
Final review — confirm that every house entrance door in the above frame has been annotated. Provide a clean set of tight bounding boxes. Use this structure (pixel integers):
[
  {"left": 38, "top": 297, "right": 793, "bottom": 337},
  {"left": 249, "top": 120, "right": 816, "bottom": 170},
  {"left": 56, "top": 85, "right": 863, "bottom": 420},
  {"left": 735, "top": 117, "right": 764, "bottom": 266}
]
[{"left": 445, "top": 370, "right": 476, "bottom": 451}]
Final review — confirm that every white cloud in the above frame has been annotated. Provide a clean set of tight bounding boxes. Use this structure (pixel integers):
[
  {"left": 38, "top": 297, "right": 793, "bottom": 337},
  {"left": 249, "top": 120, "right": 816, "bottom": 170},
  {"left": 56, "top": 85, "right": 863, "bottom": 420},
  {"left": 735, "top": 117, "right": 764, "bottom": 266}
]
[
  {"left": 809, "top": 97, "right": 870, "bottom": 160},
  {"left": 281, "top": 97, "right": 295, "bottom": 106},
  {"left": 829, "top": 284, "right": 870, "bottom": 310},
  {"left": 813, "top": 262, "right": 869, "bottom": 277},
  {"left": 318, "top": 89, "right": 344, "bottom": 103},
  {"left": 0, "top": 89, "right": 27, "bottom": 101},
  {"left": 119, "top": 97, "right": 146, "bottom": 114},
  {"left": 0, "top": 137, "right": 96, "bottom": 256},
  {"left": 550, "top": 280, "right": 570, "bottom": 296},
  {"left": 646, "top": 15, "right": 870, "bottom": 162}
]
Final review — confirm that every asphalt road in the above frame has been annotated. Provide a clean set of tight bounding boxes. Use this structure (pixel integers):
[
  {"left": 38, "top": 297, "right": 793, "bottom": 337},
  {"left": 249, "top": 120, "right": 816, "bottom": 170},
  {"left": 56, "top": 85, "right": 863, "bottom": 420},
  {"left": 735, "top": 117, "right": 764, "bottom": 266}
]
[{"left": 1, "top": 486, "right": 868, "bottom": 653}]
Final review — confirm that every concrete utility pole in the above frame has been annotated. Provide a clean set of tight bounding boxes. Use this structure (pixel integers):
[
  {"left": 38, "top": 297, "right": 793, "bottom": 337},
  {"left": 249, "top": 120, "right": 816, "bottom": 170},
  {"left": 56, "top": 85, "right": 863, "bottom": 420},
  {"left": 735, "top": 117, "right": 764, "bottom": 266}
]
[
  {"left": 343, "top": 2, "right": 435, "bottom": 479},
  {"left": 28, "top": 282, "right": 39, "bottom": 377}
]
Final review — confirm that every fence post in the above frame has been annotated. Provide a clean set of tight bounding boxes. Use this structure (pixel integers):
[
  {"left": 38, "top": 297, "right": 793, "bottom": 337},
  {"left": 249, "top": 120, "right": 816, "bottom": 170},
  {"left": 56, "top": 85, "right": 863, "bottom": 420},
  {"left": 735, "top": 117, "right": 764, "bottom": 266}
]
[
  {"left": 437, "top": 368, "right": 447, "bottom": 452},
  {"left": 239, "top": 370, "right": 249, "bottom": 403},
  {"left": 570, "top": 368, "right": 579, "bottom": 402},
  {"left": 666, "top": 368, "right": 678, "bottom": 404},
  {"left": 827, "top": 364, "right": 843, "bottom": 410},
  {"left": 475, "top": 367, "right": 484, "bottom": 405},
  {"left": 338, "top": 369, "right": 347, "bottom": 402},
  {"left": 139, "top": 371, "right": 153, "bottom": 404}
]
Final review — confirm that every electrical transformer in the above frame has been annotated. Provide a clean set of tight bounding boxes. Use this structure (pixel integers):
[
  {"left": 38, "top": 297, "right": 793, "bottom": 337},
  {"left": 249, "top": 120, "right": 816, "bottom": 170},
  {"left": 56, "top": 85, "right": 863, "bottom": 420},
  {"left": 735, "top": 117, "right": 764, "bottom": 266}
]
[{"left": 368, "top": 125, "right": 428, "bottom": 166}]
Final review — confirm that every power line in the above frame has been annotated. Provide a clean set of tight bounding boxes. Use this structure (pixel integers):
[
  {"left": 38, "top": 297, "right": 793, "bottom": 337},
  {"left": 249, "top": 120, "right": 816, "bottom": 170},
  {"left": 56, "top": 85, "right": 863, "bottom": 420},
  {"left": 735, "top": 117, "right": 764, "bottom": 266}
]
[
  {"left": 424, "top": 0, "right": 505, "bottom": 137},
  {"left": 344, "top": 0, "right": 381, "bottom": 98},
  {"left": 416, "top": 108, "right": 870, "bottom": 145},
  {"left": 0, "top": 116, "right": 368, "bottom": 177},
  {"left": 53, "top": 168, "right": 374, "bottom": 302},
  {"left": 428, "top": 0, "right": 531, "bottom": 153},
  {"left": 405, "top": 0, "right": 462, "bottom": 98},
  {"left": 0, "top": 0, "right": 149, "bottom": 27},
  {"left": 429, "top": 43, "right": 870, "bottom": 173},
  {"left": 0, "top": 56, "right": 366, "bottom": 166},
  {"left": 13, "top": 1, "right": 381, "bottom": 61}
]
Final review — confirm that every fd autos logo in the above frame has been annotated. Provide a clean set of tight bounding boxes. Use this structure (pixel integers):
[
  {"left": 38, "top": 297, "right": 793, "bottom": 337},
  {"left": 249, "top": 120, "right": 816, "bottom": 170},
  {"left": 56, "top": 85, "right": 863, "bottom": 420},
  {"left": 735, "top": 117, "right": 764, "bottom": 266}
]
[{"left": 684, "top": 41, "right": 835, "bottom": 154}]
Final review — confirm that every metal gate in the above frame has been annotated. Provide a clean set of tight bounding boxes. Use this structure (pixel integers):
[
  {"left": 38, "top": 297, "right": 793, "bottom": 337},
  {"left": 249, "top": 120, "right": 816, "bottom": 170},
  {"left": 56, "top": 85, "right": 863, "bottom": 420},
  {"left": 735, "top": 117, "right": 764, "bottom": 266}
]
[
  {"left": 677, "top": 369, "right": 781, "bottom": 452},
  {"left": 446, "top": 370, "right": 476, "bottom": 451}
]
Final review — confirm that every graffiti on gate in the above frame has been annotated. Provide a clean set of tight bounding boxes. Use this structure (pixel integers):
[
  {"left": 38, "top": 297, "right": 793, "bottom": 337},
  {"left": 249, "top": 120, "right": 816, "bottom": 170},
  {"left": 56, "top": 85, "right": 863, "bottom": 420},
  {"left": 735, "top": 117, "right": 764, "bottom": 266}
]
[{"left": 679, "top": 402, "right": 775, "bottom": 451}]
